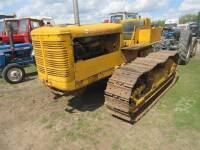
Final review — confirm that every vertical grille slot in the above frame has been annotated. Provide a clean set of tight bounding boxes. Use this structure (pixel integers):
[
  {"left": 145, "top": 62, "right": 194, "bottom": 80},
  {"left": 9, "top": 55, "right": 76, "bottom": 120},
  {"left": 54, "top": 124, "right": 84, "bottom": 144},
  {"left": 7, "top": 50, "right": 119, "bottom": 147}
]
[{"left": 32, "top": 41, "right": 45, "bottom": 74}]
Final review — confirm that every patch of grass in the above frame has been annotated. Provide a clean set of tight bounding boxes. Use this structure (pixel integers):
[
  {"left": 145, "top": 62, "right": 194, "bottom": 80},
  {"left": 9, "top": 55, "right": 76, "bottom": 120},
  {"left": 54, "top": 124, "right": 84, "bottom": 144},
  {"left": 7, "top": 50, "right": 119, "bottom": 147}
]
[
  {"left": 51, "top": 112, "right": 66, "bottom": 120},
  {"left": 25, "top": 65, "right": 37, "bottom": 73},
  {"left": 64, "top": 115, "right": 103, "bottom": 144},
  {"left": 159, "top": 56, "right": 200, "bottom": 131},
  {"left": 112, "top": 140, "right": 120, "bottom": 150},
  {"left": 0, "top": 78, "right": 4, "bottom": 85},
  {"left": 87, "top": 108, "right": 105, "bottom": 121},
  {"left": 39, "top": 112, "right": 67, "bottom": 129},
  {"left": 65, "top": 129, "right": 88, "bottom": 141},
  {"left": 45, "top": 121, "right": 55, "bottom": 129},
  {"left": 40, "top": 117, "right": 49, "bottom": 124},
  {"left": 40, "top": 117, "right": 55, "bottom": 129}
]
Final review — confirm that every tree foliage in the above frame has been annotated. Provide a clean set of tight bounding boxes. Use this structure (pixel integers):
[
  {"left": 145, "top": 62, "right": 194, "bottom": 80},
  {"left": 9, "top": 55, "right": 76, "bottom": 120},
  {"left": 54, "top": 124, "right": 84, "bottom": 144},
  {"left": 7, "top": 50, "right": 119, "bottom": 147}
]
[
  {"left": 152, "top": 20, "right": 165, "bottom": 27},
  {"left": 179, "top": 14, "right": 198, "bottom": 24}
]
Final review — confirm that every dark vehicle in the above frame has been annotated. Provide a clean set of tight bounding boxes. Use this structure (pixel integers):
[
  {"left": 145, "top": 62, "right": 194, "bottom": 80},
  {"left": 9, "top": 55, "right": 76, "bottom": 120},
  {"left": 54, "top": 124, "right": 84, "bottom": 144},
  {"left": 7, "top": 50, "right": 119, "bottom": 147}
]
[
  {"left": 188, "top": 22, "right": 199, "bottom": 37},
  {"left": 162, "top": 27, "right": 175, "bottom": 39},
  {"left": 161, "top": 27, "right": 180, "bottom": 50}
]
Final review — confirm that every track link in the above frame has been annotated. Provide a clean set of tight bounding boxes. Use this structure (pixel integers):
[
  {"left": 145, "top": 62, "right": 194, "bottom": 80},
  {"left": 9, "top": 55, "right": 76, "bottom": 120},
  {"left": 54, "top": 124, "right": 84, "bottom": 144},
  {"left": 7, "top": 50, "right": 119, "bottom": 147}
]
[{"left": 104, "top": 51, "right": 178, "bottom": 123}]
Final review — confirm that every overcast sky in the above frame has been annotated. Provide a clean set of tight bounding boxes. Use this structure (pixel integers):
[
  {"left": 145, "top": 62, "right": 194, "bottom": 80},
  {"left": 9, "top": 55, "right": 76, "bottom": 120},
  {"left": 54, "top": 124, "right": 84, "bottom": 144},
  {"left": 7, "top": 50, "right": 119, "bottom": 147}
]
[{"left": 0, "top": 0, "right": 200, "bottom": 24}]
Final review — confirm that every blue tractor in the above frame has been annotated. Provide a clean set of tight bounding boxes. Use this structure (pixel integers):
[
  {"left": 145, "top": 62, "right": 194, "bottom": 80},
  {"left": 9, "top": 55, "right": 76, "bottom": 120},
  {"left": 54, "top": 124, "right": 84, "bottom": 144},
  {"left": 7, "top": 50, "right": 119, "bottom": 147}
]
[
  {"left": 0, "top": 43, "right": 34, "bottom": 84},
  {"left": 0, "top": 22, "right": 34, "bottom": 84},
  {"left": 161, "top": 27, "right": 180, "bottom": 50}
]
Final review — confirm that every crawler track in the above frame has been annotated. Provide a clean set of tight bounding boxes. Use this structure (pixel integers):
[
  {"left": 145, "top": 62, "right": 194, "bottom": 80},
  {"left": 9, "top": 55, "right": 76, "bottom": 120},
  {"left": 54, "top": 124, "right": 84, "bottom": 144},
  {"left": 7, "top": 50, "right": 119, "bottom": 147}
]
[{"left": 104, "top": 51, "right": 178, "bottom": 123}]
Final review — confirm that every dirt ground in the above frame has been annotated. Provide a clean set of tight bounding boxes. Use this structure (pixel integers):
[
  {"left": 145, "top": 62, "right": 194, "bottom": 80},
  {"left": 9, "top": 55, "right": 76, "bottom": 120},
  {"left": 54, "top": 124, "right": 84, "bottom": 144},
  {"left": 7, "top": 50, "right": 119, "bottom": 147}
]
[{"left": 0, "top": 46, "right": 200, "bottom": 150}]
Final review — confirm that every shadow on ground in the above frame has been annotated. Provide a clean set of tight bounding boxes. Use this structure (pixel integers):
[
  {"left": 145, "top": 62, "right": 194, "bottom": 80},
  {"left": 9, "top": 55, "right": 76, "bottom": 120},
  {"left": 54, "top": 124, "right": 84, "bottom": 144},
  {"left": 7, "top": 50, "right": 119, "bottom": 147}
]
[
  {"left": 24, "top": 72, "right": 38, "bottom": 82},
  {"left": 65, "top": 80, "right": 107, "bottom": 113}
]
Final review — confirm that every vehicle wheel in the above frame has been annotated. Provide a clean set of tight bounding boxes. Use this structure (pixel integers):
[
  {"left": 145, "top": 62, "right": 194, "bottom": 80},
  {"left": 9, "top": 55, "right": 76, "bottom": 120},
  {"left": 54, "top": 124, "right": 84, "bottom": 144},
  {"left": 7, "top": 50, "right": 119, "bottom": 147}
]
[
  {"left": 2, "top": 64, "right": 25, "bottom": 84},
  {"left": 185, "top": 44, "right": 191, "bottom": 63},
  {"left": 191, "top": 38, "right": 198, "bottom": 57},
  {"left": 191, "top": 42, "right": 197, "bottom": 57}
]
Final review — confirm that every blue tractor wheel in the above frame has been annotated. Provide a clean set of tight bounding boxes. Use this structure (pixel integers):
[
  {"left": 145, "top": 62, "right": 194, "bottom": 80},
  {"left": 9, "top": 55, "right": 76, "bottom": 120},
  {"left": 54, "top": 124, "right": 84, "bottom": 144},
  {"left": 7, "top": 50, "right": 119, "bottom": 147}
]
[{"left": 2, "top": 64, "right": 25, "bottom": 84}]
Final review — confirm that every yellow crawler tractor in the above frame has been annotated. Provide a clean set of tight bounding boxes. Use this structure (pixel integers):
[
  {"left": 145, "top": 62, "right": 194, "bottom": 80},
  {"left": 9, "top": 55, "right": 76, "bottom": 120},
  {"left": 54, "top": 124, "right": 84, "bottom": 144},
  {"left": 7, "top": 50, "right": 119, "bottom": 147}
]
[
  {"left": 31, "top": 1, "right": 178, "bottom": 122},
  {"left": 117, "top": 17, "right": 162, "bottom": 63},
  {"left": 105, "top": 12, "right": 161, "bottom": 47},
  {"left": 120, "top": 18, "right": 161, "bottom": 47},
  {"left": 105, "top": 13, "right": 162, "bottom": 62}
]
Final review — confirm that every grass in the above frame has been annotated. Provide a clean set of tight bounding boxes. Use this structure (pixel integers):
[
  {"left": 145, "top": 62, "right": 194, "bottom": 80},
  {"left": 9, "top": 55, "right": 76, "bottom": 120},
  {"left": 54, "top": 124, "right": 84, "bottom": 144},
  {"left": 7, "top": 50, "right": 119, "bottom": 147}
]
[
  {"left": 0, "top": 78, "right": 4, "bottom": 85},
  {"left": 159, "top": 55, "right": 200, "bottom": 131},
  {"left": 64, "top": 114, "right": 103, "bottom": 142},
  {"left": 1, "top": 53, "right": 200, "bottom": 149},
  {"left": 25, "top": 64, "right": 37, "bottom": 74}
]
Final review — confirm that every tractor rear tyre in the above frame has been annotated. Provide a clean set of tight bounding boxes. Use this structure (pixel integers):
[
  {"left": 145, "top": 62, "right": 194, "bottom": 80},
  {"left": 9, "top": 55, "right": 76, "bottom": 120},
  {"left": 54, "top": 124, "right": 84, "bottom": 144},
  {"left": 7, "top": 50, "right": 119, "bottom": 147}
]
[
  {"left": 191, "top": 37, "right": 198, "bottom": 57},
  {"left": 2, "top": 64, "right": 25, "bottom": 84}
]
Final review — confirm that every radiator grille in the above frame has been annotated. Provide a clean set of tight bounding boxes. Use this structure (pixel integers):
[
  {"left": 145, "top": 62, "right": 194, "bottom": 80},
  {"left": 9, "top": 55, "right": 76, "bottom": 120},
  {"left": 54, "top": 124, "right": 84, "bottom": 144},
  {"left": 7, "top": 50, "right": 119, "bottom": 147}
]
[
  {"left": 32, "top": 41, "right": 45, "bottom": 74},
  {"left": 32, "top": 40, "right": 71, "bottom": 77}
]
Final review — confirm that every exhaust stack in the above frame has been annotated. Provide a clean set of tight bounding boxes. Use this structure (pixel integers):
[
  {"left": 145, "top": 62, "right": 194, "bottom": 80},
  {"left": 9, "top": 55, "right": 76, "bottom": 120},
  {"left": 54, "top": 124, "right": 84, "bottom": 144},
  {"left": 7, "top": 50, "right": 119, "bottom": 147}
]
[
  {"left": 7, "top": 22, "right": 14, "bottom": 50},
  {"left": 72, "top": 0, "right": 80, "bottom": 25}
]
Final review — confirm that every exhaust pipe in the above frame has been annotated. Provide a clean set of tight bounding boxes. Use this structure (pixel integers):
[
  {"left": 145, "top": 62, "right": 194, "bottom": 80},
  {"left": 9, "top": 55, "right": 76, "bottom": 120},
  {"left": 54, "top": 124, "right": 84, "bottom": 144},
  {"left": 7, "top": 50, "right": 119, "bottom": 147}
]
[
  {"left": 7, "top": 22, "right": 14, "bottom": 50},
  {"left": 72, "top": 0, "right": 80, "bottom": 25}
]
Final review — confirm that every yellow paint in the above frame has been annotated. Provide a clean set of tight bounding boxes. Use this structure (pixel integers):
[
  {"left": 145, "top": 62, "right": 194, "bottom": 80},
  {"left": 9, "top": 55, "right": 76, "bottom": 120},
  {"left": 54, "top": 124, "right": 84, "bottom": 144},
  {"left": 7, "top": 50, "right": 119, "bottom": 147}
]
[
  {"left": 130, "top": 59, "right": 176, "bottom": 111},
  {"left": 75, "top": 51, "right": 124, "bottom": 81},
  {"left": 119, "top": 18, "right": 161, "bottom": 47},
  {"left": 32, "top": 23, "right": 122, "bottom": 37},
  {"left": 31, "top": 19, "right": 162, "bottom": 93},
  {"left": 31, "top": 23, "right": 125, "bottom": 92},
  {"left": 120, "top": 18, "right": 151, "bottom": 27}
]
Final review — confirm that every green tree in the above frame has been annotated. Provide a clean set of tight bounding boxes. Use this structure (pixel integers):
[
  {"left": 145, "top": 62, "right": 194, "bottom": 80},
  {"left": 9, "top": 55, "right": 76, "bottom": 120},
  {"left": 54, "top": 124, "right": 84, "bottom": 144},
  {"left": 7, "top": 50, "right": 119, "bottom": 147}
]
[
  {"left": 152, "top": 20, "right": 165, "bottom": 27},
  {"left": 179, "top": 14, "right": 198, "bottom": 24}
]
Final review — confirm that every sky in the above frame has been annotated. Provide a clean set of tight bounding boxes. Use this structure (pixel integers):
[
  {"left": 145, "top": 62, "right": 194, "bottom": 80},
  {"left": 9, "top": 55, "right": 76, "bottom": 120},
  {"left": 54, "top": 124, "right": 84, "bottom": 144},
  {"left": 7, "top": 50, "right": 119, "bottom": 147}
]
[{"left": 0, "top": 0, "right": 200, "bottom": 24}]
